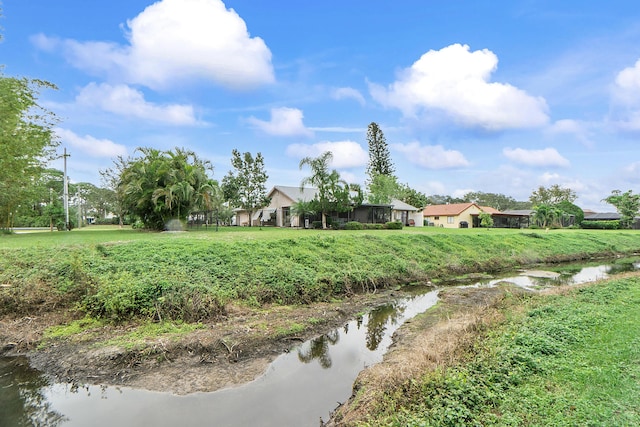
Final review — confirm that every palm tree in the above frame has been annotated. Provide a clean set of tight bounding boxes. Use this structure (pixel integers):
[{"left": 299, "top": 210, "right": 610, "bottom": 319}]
[
  {"left": 533, "top": 204, "right": 561, "bottom": 228},
  {"left": 299, "top": 151, "right": 334, "bottom": 229},
  {"left": 291, "top": 199, "right": 316, "bottom": 227},
  {"left": 119, "top": 147, "right": 215, "bottom": 230}
]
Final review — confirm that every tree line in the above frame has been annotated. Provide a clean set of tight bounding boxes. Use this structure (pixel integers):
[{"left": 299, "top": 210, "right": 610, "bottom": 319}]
[{"left": 2, "top": 68, "right": 638, "bottom": 231}]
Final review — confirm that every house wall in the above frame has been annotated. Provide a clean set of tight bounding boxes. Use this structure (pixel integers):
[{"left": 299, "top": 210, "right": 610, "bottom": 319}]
[
  {"left": 409, "top": 211, "right": 423, "bottom": 227},
  {"left": 390, "top": 210, "right": 423, "bottom": 226},
  {"left": 264, "top": 189, "right": 296, "bottom": 227},
  {"left": 424, "top": 205, "right": 483, "bottom": 228},
  {"left": 235, "top": 211, "right": 250, "bottom": 227}
]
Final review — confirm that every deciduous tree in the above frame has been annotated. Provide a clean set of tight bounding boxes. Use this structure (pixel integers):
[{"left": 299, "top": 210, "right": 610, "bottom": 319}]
[
  {"left": 529, "top": 184, "right": 576, "bottom": 206},
  {"left": 367, "top": 174, "right": 400, "bottom": 205},
  {"left": 397, "top": 184, "right": 429, "bottom": 209},
  {"left": 222, "top": 149, "right": 269, "bottom": 227},
  {"left": 463, "top": 191, "right": 529, "bottom": 211},
  {"left": 604, "top": 190, "right": 640, "bottom": 229},
  {"left": 0, "top": 74, "right": 58, "bottom": 229},
  {"left": 100, "top": 155, "right": 130, "bottom": 227}
]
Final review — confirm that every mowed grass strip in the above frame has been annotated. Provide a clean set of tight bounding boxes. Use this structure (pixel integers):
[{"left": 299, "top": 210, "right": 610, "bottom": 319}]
[{"left": 355, "top": 276, "right": 640, "bottom": 427}]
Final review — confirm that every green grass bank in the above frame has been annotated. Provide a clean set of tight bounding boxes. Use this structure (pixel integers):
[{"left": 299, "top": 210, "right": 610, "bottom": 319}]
[
  {"left": 1, "top": 227, "right": 639, "bottom": 322},
  {"left": 349, "top": 275, "right": 640, "bottom": 426}
]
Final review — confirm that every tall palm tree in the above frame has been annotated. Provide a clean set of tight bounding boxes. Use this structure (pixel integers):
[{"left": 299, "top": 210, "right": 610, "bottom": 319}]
[{"left": 299, "top": 151, "right": 333, "bottom": 229}]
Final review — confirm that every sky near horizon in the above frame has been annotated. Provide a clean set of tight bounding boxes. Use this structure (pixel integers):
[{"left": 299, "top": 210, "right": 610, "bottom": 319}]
[{"left": 2, "top": 0, "right": 640, "bottom": 211}]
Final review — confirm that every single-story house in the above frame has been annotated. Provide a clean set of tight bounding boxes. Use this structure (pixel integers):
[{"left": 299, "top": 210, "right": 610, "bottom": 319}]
[
  {"left": 423, "top": 203, "right": 498, "bottom": 228},
  {"left": 484, "top": 209, "right": 534, "bottom": 228},
  {"left": 584, "top": 212, "right": 621, "bottom": 221},
  {"left": 238, "top": 185, "right": 422, "bottom": 227},
  {"left": 583, "top": 212, "right": 640, "bottom": 229}
]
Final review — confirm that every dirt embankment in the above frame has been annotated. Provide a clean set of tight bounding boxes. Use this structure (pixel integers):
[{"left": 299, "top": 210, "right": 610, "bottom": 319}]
[{"left": 0, "top": 291, "right": 396, "bottom": 395}]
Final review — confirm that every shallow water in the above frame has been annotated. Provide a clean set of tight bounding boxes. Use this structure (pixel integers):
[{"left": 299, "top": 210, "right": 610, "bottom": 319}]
[{"left": 2, "top": 257, "right": 639, "bottom": 427}]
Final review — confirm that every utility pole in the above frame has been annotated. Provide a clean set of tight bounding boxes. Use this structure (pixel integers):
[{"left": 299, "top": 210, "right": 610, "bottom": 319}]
[
  {"left": 49, "top": 187, "right": 53, "bottom": 232},
  {"left": 77, "top": 189, "right": 81, "bottom": 228},
  {"left": 63, "top": 148, "right": 70, "bottom": 231}
]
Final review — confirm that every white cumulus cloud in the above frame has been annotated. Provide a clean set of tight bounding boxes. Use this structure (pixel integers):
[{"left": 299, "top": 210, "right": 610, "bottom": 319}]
[
  {"left": 613, "top": 59, "right": 640, "bottom": 104},
  {"left": 286, "top": 141, "right": 368, "bottom": 169},
  {"left": 77, "top": 83, "right": 199, "bottom": 125},
  {"left": 392, "top": 142, "right": 470, "bottom": 169},
  {"left": 247, "top": 107, "right": 313, "bottom": 137},
  {"left": 369, "top": 44, "right": 549, "bottom": 131},
  {"left": 55, "top": 128, "right": 128, "bottom": 158},
  {"left": 331, "top": 87, "right": 366, "bottom": 105},
  {"left": 611, "top": 58, "right": 640, "bottom": 132},
  {"left": 503, "top": 147, "right": 570, "bottom": 168},
  {"left": 34, "top": 0, "right": 274, "bottom": 90}
]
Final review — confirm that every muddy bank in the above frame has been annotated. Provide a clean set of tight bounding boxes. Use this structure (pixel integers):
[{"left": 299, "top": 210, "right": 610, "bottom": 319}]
[{"left": 0, "top": 291, "right": 396, "bottom": 395}]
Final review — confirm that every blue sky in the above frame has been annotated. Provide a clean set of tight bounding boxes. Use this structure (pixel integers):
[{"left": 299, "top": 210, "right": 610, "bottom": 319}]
[{"left": 2, "top": 0, "right": 640, "bottom": 211}]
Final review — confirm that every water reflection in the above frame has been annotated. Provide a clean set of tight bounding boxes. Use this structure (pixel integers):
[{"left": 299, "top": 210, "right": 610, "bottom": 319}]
[
  {"left": 295, "top": 301, "right": 408, "bottom": 369},
  {"left": 462, "top": 258, "right": 640, "bottom": 291},
  {"left": 0, "top": 357, "right": 67, "bottom": 427},
  {"left": 2, "top": 258, "right": 638, "bottom": 427},
  {"left": 365, "top": 302, "right": 404, "bottom": 351},
  {"left": 297, "top": 330, "right": 339, "bottom": 368}
]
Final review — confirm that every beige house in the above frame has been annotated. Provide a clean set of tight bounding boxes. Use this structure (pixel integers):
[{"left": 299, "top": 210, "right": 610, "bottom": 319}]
[
  {"left": 239, "top": 185, "right": 423, "bottom": 227},
  {"left": 423, "top": 203, "right": 498, "bottom": 228}
]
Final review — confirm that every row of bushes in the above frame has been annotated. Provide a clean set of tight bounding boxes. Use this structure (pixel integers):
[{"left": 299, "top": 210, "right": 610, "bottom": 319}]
[
  {"left": 310, "top": 220, "right": 404, "bottom": 230},
  {"left": 581, "top": 220, "right": 620, "bottom": 229},
  {"left": 344, "top": 221, "right": 404, "bottom": 230}
]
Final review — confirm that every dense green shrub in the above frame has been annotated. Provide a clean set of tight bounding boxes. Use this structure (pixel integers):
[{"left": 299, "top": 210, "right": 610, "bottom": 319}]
[
  {"left": 344, "top": 221, "right": 364, "bottom": 230},
  {"left": 93, "top": 217, "right": 122, "bottom": 225},
  {"left": 364, "top": 223, "right": 384, "bottom": 230},
  {"left": 581, "top": 220, "right": 620, "bottom": 229},
  {"left": 385, "top": 221, "right": 403, "bottom": 229},
  {"left": 311, "top": 220, "right": 323, "bottom": 229},
  {"left": 131, "top": 220, "right": 145, "bottom": 229}
]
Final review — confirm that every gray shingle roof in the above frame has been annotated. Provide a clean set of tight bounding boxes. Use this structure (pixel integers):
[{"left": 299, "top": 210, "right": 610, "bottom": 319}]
[
  {"left": 271, "top": 185, "right": 319, "bottom": 203},
  {"left": 390, "top": 199, "right": 420, "bottom": 211},
  {"left": 584, "top": 212, "right": 621, "bottom": 220}
]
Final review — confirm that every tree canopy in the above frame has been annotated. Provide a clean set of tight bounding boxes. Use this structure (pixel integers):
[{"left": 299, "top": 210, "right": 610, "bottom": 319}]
[
  {"left": 0, "top": 74, "right": 59, "bottom": 229},
  {"left": 463, "top": 191, "right": 531, "bottom": 211},
  {"left": 117, "top": 147, "right": 214, "bottom": 230},
  {"left": 529, "top": 184, "right": 577, "bottom": 206},
  {"left": 300, "top": 151, "right": 361, "bottom": 229},
  {"left": 604, "top": 190, "right": 640, "bottom": 229},
  {"left": 221, "top": 149, "right": 269, "bottom": 226},
  {"left": 397, "top": 184, "right": 430, "bottom": 209},
  {"left": 367, "top": 174, "right": 400, "bottom": 205},
  {"left": 532, "top": 204, "right": 563, "bottom": 228}
]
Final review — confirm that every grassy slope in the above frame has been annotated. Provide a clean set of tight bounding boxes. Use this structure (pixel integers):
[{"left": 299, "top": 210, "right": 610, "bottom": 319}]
[
  {"left": 1, "top": 227, "right": 639, "bottom": 322},
  {"left": 357, "top": 276, "right": 640, "bottom": 427}
]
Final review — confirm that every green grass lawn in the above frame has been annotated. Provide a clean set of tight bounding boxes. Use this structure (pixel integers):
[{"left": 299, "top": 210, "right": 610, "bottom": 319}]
[
  {"left": 364, "top": 276, "right": 640, "bottom": 426},
  {"left": 1, "top": 223, "right": 634, "bottom": 247}
]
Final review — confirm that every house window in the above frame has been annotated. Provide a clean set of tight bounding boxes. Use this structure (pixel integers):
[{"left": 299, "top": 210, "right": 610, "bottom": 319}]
[
  {"left": 434, "top": 216, "right": 440, "bottom": 220},
  {"left": 447, "top": 216, "right": 454, "bottom": 224}
]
